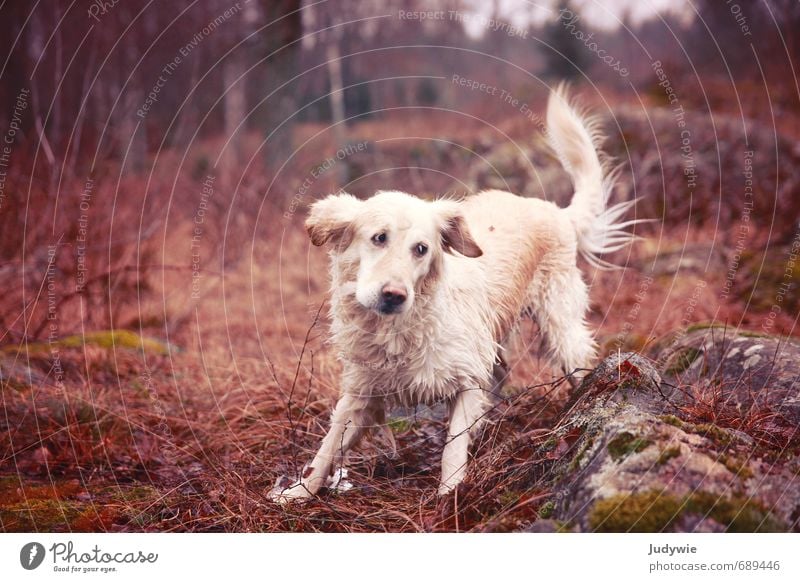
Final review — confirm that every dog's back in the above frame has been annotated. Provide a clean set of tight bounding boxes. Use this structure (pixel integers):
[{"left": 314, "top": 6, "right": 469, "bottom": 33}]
[
  {"left": 446, "top": 84, "right": 640, "bottom": 348},
  {"left": 456, "top": 191, "right": 571, "bottom": 341}
]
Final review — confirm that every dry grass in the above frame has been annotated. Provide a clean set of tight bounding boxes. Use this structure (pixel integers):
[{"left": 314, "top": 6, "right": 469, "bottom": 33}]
[{"left": 669, "top": 369, "right": 800, "bottom": 457}]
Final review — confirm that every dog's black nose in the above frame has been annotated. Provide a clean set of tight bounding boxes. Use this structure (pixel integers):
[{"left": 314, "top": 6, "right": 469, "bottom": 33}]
[{"left": 379, "top": 285, "right": 407, "bottom": 313}]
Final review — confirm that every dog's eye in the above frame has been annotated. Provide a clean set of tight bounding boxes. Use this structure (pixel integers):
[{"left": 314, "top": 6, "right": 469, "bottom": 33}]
[
  {"left": 414, "top": 243, "right": 428, "bottom": 257},
  {"left": 372, "top": 232, "right": 387, "bottom": 245}
]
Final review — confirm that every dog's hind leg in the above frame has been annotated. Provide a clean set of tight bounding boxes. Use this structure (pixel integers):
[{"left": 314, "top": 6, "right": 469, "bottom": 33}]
[
  {"left": 272, "top": 393, "right": 381, "bottom": 502},
  {"left": 438, "top": 385, "right": 490, "bottom": 495},
  {"left": 530, "top": 265, "right": 597, "bottom": 390}
]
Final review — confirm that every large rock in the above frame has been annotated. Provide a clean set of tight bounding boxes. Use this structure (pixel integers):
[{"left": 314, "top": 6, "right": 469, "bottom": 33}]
[
  {"left": 657, "top": 327, "right": 800, "bottom": 425},
  {"left": 533, "top": 344, "right": 799, "bottom": 532}
]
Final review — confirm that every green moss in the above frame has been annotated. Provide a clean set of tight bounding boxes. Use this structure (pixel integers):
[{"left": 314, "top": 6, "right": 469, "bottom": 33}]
[
  {"left": 590, "top": 490, "right": 684, "bottom": 532},
  {"left": 0, "top": 479, "right": 153, "bottom": 532},
  {"left": 67, "top": 330, "right": 169, "bottom": 355},
  {"left": 588, "top": 490, "right": 785, "bottom": 533},
  {"left": 0, "top": 479, "right": 86, "bottom": 532},
  {"left": 387, "top": 418, "right": 412, "bottom": 433},
  {"left": 101, "top": 485, "right": 162, "bottom": 528},
  {"left": 109, "top": 485, "right": 160, "bottom": 503},
  {"left": 692, "top": 423, "right": 733, "bottom": 446},
  {"left": 0, "top": 498, "right": 83, "bottom": 531},
  {"left": 568, "top": 437, "right": 596, "bottom": 472},
  {"left": 541, "top": 437, "right": 558, "bottom": 451},
  {"left": 686, "top": 492, "right": 783, "bottom": 532},
  {"left": 719, "top": 455, "right": 754, "bottom": 479},
  {"left": 607, "top": 432, "right": 652, "bottom": 461},
  {"left": 657, "top": 445, "right": 682, "bottom": 465},
  {"left": 4, "top": 330, "right": 169, "bottom": 356},
  {"left": 665, "top": 347, "right": 701, "bottom": 374},
  {"left": 686, "top": 322, "right": 725, "bottom": 333},
  {"left": 738, "top": 330, "right": 770, "bottom": 339},
  {"left": 658, "top": 415, "right": 735, "bottom": 448},
  {"left": 538, "top": 501, "right": 555, "bottom": 519},
  {"left": 497, "top": 490, "right": 520, "bottom": 506},
  {"left": 659, "top": 414, "right": 685, "bottom": 429}
]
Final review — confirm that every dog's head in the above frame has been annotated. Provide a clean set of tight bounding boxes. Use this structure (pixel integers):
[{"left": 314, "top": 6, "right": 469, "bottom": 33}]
[{"left": 306, "top": 191, "right": 482, "bottom": 315}]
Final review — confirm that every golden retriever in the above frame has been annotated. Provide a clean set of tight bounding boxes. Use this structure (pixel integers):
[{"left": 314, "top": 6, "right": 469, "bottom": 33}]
[{"left": 272, "top": 85, "right": 639, "bottom": 501}]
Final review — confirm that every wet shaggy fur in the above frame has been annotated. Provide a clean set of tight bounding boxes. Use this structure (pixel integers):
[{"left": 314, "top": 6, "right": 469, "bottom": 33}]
[{"left": 272, "top": 85, "right": 640, "bottom": 501}]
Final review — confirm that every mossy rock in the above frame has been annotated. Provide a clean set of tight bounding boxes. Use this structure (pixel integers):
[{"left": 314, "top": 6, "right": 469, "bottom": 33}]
[
  {"left": 542, "top": 350, "right": 800, "bottom": 532},
  {"left": 589, "top": 490, "right": 684, "bottom": 532},
  {"left": 719, "top": 454, "right": 754, "bottom": 479},
  {"left": 692, "top": 423, "right": 734, "bottom": 447},
  {"left": 589, "top": 490, "right": 785, "bottom": 533},
  {"left": 658, "top": 417, "right": 735, "bottom": 448},
  {"left": 576, "top": 351, "right": 662, "bottom": 402},
  {"left": 685, "top": 492, "right": 784, "bottom": 532},
  {"left": 568, "top": 436, "right": 596, "bottom": 472},
  {"left": 657, "top": 445, "right": 681, "bottom": 465},
  {"left": 664, "top": 346, "right": 701, "bottom": 374},
  {"left": 607, "top": 431, "right": 652, "bottom": 461},
  {"left": 658, "top": 414, "right": 685, "bottom": 429},
  {"left": 654, "top": 328, "right": 800, "bottom": 428}
]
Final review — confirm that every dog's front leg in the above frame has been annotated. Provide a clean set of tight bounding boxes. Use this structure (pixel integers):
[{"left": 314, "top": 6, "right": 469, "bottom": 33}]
[
  {"left": 438, "top": 386, "right": 489, "bottom": 495},
  {"left": 273, "top": 393, "right": 379, "bottom": 502}
]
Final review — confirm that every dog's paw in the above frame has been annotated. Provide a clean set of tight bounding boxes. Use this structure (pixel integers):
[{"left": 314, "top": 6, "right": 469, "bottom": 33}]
[
  {"left": 269, "top": 481, "right": 313, "bottom": 504},
  {"left": 437, "top": 480, "right": 459, "bottom": 496},
  {"left": 268, "top": 473, "right": 315, "bottom": 504},
  {"left": 269, "top": 466, "right": 353, "bottom": 503}
]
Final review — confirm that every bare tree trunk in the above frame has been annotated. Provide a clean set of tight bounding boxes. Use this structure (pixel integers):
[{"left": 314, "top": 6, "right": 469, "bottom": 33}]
[
  {"left": 121, "top": 87, "right": 147, "bottom": 174},
  {"left": 223, "top": 57, "right": 247, "bottom": 189},
  {"left": 261, "top": 0, "right": 303, "bottom": 172},
  {"left": 67, "top": 44, "right": 97, "bottom": 178},
  {"left": 325, "top": 42, "right": 348, "bottom": 184}
]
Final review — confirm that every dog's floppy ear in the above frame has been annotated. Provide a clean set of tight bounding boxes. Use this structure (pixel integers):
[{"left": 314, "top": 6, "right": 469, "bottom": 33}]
[
  {"left": 434, "top": 201, "right": 483, "bottom": 258},
  {"left": 306, "top": 193, "right": 362, "bottom": 249}
]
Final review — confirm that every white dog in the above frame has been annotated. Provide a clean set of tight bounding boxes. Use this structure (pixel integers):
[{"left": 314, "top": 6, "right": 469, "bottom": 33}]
[{"left": 273, "top": 85, "right": 639, "bottom": 501}]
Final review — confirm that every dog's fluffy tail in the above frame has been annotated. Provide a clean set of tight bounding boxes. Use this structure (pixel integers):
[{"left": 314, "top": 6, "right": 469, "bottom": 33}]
[{"left": 546, "top": 83, "right": 641, "bottom": 269}]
